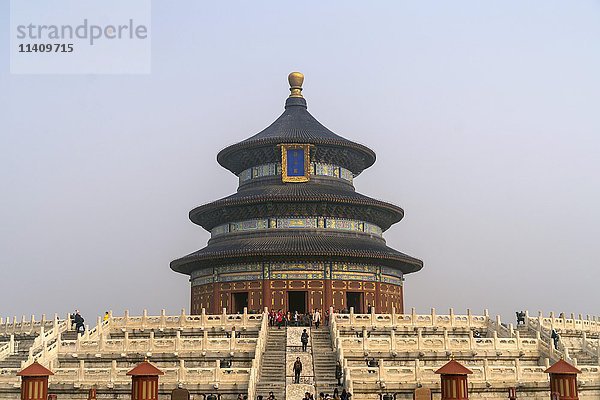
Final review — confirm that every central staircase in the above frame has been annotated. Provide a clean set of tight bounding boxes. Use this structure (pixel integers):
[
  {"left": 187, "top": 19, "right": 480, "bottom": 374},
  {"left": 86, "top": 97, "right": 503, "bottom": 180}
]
[
  {"left": 256, "top": 327, "right": 287, "bottom": 400},
  {"left": 312, "top": 328, "right": 339, "bottom": 396}
]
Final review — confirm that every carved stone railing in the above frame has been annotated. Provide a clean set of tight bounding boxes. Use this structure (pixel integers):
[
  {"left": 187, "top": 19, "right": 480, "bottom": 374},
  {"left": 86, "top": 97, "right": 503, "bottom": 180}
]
[
  {"left": 531, "top": 311, "right": 600, "bottom": 335},
  {"left": 0, "top": 359, "right": 251, "bottom": 386},
  {"left": 0, "top": 336, "right": 15, "bottom": 360},
  {"left": 347, "top": 360, "right": 600, "bottom": 387},
  {"left": 333, "top": 308, "right": 490, "bottom": 330},
  {"left": 0, "top": 315, "right": 58, "bottom": 335},
  {"left": 330, "top": 309, "right": 353, "bottom": 394},
  {"left": 247, "top": 311, "right": 269, "bottom": 400},
  {"left": 110, "top": 308, "right": 263, "bottom": 331},
  {"left": 337, "top": 329, "right": 539, "bottom": 355},
  {"left": 57, "top": 326, "right": 258, "bottom": 356},
  {"left": 25, "top": 318, "right": 70, "bottom": 367}
]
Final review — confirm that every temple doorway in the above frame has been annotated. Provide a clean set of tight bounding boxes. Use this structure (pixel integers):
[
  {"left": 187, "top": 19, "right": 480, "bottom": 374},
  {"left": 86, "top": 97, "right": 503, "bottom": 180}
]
[
  {"left": 288, "top": 291, "right": 307, "bottom": 314},
  {"left": 232, "top": 292, "right": 248, "bottom": 313},
  {"left": 346, "top": 292, "right": 363, "bottom": 313}
]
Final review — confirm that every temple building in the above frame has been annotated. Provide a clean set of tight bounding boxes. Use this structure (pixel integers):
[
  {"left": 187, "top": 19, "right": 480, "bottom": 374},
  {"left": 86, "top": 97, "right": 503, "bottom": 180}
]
[{"left": 170, "top": 72, "right": 423, "bottom": 315}]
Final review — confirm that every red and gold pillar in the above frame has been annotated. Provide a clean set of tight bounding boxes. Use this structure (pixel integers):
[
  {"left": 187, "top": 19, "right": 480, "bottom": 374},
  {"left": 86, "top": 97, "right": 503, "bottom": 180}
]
[
  {"left": 435, "top": 360, "right": 473, "bottom": 400},
  {"left": 545, "top": 359, "right": 581, "bottom": 400}
]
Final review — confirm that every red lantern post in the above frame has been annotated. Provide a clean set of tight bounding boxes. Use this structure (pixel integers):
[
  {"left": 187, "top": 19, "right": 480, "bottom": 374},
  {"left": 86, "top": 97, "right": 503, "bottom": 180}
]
[
  {"left": 126, "top": 360, "right": 164, "bottom": 400},
  {"left": 16, "top": 361, "right": 54, "bottom": 400},
  {"left": 434, "top": 360, "right": 473, "bottom": 400},
  {"left": 544, "top": 359, "right": 581, "bottom": 400}
]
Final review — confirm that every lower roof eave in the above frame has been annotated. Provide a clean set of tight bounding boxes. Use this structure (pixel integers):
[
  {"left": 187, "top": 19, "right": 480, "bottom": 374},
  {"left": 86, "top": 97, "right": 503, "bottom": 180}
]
[{"left": 170, "top": 254, "right": 423, "bottom": 276}]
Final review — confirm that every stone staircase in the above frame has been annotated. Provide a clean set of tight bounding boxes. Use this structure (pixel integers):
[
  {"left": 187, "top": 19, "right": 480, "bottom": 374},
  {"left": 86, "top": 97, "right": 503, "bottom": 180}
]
[
  {"left": 568, "top": 349, "right": 597, "bottom": 365},
  {"left": 311, "top": 328, "right": 339, "bottom": 396},
  {"left": 256, "top": 327, "right": 287, "bottom": 400},
  {"left": 515, "top": 325, "right": 537, "bottom": 338},
  {"left": 0, "top": 336, "right": 36, "bottom": 368},
  {"left": 61, "top": 330, "right": 79, "bottom": 341}
]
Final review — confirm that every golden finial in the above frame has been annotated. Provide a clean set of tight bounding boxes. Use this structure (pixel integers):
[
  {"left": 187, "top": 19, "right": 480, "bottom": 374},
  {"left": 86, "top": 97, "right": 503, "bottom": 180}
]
[{"left": 288, "top": 72, "right": 304, "bottom": 98}]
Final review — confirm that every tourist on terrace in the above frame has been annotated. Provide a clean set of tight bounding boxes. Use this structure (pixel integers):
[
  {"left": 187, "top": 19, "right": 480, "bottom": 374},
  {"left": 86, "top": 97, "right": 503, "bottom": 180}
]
[
  {"left": 473, "top": 330, "right": 481, "bottom": 338},
  {"left": 340, "top": 389, "right": 351, "bottom": 400},
  {"left": 293, "top": 357, "right": 303, "bottom": 384},
  {"left": 516, "top": 311, "right": 525, "bottom": 325},
  {"left": 313, "top": 309, "right": 321, "bottom": 329},
  {"left": 103, "top": 311, "right": 109, "bottom": 322},
  {"left": 294, "top": 311, "right": 299, "bottom": 326},
  {"left": 551, "top": 328, "right": 560, "bottom": 350},
  {"left": 276, "top": 310, "right": 284, "bottom": 329},
  {"left": 73, "top": 310, "right": 85, "bottom": 335},
  {"left": 333, "top": 388, "right": 340, "bottom": 400},
  {"left": 267, "top": 391, "right": 275, "bottom": 400},
  {"left": 335, "top": 360, "right": 343, "bottom": 386},
  {"left": 301, "top": 329, "right": 309, "bottom": 352}
]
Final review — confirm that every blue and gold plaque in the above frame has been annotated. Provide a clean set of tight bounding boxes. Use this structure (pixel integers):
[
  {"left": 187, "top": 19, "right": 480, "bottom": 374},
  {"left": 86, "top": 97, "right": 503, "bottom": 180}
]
[{"left": 280, "top": 144, "right": 311, "bottom": 182}]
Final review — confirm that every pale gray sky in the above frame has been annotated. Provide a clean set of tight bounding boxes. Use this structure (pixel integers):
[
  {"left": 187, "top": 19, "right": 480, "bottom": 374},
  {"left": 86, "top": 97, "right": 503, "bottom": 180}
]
[{"left": 1, "top": 1, "right": 599, "bottom": 323}]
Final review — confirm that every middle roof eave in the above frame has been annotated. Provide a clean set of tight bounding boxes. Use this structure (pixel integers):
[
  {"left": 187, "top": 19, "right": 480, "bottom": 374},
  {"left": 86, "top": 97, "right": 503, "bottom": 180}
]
[{"left": 188, "top": 184, "right": 404, "bottom": 231}]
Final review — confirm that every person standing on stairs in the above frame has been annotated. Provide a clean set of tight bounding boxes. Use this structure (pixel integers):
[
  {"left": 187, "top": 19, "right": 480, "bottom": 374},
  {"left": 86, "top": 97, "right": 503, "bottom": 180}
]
[
  {"left": 293, "top": 357, "right": 303, "bottom": 384},
  {"left": 301, "top": 329, "right": 309, "bottom": 352},
  {"left": 313, "top": 309, "right": 321, "bottom": 329},
  {"left": 335, "top": 360, "right": 343, "bottom": 386}
]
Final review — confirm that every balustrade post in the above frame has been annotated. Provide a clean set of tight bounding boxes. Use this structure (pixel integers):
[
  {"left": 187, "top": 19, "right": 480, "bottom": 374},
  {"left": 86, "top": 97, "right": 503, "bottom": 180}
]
[
  {"left": 160, "top": 309, "right": 166, "bottom": 329},
  {"left": 175, "top": 331, "right": 181, "bottom": 352},
  {"left": 41, "top": 314, "right": 46, "bottom": 325},
  {"left": 417, "top": 328, "right": 422, "bottom": 350},
  {"left": 390, "top": 329, "right": 396, "bottom": 352},
  {"left": 230, "top": 328, "right": 236, "bottom": 351},
  {"left": 466, "top": 308, "right": 472, "bottom": 328},
  {"left": 214, "top": 359, "right": 220, "bottom": 382},
  {"left": 149, "top": 331, "right": 155, "bottom": 352},
  {"left": 124, "top": 309, "right": 130, "bottom": 328},
  {"left": 76, "top": 331, "right": 81, "bottom": 352},
  {"left": 181, "top": 308, "right": 188, "bottom": 328},
  {"left": 378, "top": 359, "right": 386, "bottom": 382},
  {"left": 515, "top": 330, "right": 521, "bottom": 350},
  {"left": 362, "top": 328, "right": 368, "bottom": 353},
  {"left": 414, "top": 358, "right": 420, "bottom": 383},
  {"left": 78, "top": 359, "right": 85, "bottom": 383},
  {"left": 142, "top": 309, "right": 148, "bottom": 329},
  {"left": 243, "top": 307, "right": 248, "bottom": 328},
  {"left": 495, "top": 315, "right": 501, "bottom": 331},
  {"left": 468, "top": 329, "right": 474, "bottom": 350},
  {"left": 483, "top": 358, "right": 489, "bottom": 382},
  {"left": 179, "top": 359, "right": 186, "bottom": 383},
  {"left": 524, "top": 310, "right": 530, "bottom": 329},
  {"left": 203, "top": 330, "right": 208, "bottom": 351},
  {"left": 449, "top": 308, "right": 454, "bottom": 327},
  {"left": 98, "top": 333, "right": 104, "bottom": 352},
  {"left": 391, "top": 305, "right": 396, "bottom": 326},
  {"left": 431, "top": 308, "right": 436, "bottom": 327},
  {"left": 201, "top": 308, "right": 206, "bottom": 327},
  {"left": 221, "top": 308, "right": 227, "bottom": 326},
  {"left": 9, "top": 334, "right": 15, "bottom": 354},
  {"left": 66, "top": 313, "right": 72, "bottom": 331},
  {"left": 443, "top": 328, "right": 449, "bottom": 349},
  {"left": 411, "top": 307, "right": 416, "bottom": 327},
  {"left": 110, "top": 360, "right": 117, "bottom": 384},
  {"left": 582, "top": 332, "right": 587, "bottom": 352},
  {"left": 53, "top": 314, "right": 58, "bottom": 331},
  {"left": 349, "top": 307, "right": 355, "bottom": 325},
  {"left": 508, "top": 323, "right": 514, "bottom": 337},
  {"left": 492, "top": 331, "right": 498, "bottom": 350},
  {"left": 123, "top": 331, "right": 129, "bottom": 352}
]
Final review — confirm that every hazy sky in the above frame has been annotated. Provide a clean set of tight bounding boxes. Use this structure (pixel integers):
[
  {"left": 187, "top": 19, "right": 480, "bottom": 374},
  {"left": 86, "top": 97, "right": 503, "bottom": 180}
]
[{"left": 1, "top": 1, "right": 599, "bottom": 325}]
